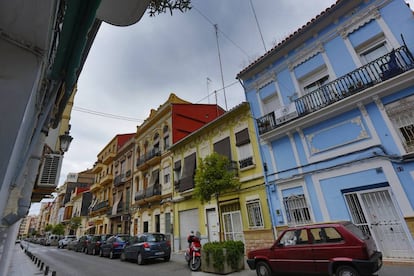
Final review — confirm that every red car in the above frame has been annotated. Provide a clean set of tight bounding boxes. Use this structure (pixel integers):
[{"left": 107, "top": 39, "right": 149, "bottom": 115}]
[{"left": 247, "top": 221, "right": 382, "bottom": 276}]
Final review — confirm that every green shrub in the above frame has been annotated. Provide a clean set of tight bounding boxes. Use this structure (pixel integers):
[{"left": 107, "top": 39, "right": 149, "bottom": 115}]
[{"left": 203, "top": 240, "right": 244, "bottom": 270}]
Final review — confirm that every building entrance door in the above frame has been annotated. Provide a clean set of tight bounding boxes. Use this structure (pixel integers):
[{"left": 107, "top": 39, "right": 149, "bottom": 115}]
[{"left": 345, "top": 188, "right": 414, "bottom": 260}]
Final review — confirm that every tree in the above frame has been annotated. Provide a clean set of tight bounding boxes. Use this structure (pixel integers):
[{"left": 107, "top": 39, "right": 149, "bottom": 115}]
[
  {"left": 69, "top": 217, "right": 82, "bottom": 233},
  {"left": 194, "top": 152, "right": 239, "bottom": 241},
  {"left": 148, "top": 0, "right": 192, "bottom": 16},
  {"left": 44, "top": 224, "right": 53, "bottom": 233},
  {"left": 52, "top": 223, "right": 65, "bottom": 236}
]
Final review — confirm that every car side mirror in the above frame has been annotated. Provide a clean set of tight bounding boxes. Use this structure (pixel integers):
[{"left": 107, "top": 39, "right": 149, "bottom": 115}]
[{"left": 277, "top": 242, "right": 284, "bottom": 247}]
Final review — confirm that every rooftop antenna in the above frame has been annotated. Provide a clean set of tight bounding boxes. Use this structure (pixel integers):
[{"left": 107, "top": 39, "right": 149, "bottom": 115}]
[
  {"left": 206, "top": 77, "right": 212, "bottom": 104},
  {"left": 214, "top": 24, "right": 228, "bottom": 111}
]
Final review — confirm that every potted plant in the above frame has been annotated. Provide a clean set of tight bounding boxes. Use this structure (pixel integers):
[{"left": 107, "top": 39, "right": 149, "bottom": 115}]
[{"left": 201, "top": 240, "right": 245, "bottom": 274}]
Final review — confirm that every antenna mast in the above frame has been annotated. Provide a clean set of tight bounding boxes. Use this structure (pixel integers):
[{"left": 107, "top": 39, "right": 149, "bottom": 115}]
[{"left": 214, "top": 24, "right": 228, "bottom": 111}]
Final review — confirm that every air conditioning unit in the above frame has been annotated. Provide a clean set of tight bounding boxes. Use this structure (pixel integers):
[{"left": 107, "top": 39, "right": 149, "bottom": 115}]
[
  {"left": 37, "top": 154, "right": 63, "bottom": 188},
  {"left": 274, "top": 102, "right": 298, "bottom": 125}
]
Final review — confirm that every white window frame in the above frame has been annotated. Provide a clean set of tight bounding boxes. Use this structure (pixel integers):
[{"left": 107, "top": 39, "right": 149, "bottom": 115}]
[
  {"left": 283, "top": 194, "right": 312, "bottom": 226},
  {"left": 354, "top": 34, "right": 391, "bottom": 65},
  {"left": 163, "top": 165, "right": 171, "bottom": 187},
  {"left": 385, "top": 95, "right": 414, "bottom": 153},
  {"left": 222, "top": 210, "right": 244, "bottom": 241},
  {"left": 246, "top": 199, "right": 264, "bottom": 229},
  {"left": 299, "top": 66, "right": 329, "bottom": 95}
]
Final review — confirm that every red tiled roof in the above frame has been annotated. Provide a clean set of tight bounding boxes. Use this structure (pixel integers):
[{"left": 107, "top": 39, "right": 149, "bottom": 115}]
[{"left": 237, "top": 0, "right": 341, "bottom": 79}]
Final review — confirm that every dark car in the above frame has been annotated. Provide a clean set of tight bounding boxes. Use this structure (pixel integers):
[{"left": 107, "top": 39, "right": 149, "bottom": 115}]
[
  {"left": 100, "top": 234, "right": 131, "bottom": 259},
  {"left": 67, "top": 238, "right": 79, "bottom": 251},
  {"left": 120, "top": 233, "right": 171, "bottom": 265},
  {"left": 86, "top": 234, "right": 112, "bottom": 255},
  {"left": 75, "top": 235, "right": 93, "bottom": 253},
  {"left": 247, "top": 221, "right": 382, "bottom": 276}
]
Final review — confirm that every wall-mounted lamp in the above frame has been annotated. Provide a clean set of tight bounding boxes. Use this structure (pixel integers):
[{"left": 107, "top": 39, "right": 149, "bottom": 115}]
[{"left": 59, "top": 131, "right": 73, "bottom": 153}]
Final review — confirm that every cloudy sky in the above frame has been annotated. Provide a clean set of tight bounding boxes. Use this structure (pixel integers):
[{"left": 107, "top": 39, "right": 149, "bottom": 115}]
[{"left": 29, "top": 0, "right": 414, "bottom": 214}]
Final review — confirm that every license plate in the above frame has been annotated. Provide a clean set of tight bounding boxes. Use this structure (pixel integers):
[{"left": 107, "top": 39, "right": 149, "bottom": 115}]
[{"left": 155, "top": 251, "right": 164, "bottom": 255}]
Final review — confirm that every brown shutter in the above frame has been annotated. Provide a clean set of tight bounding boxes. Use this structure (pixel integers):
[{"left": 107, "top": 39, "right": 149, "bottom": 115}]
[
  {"left": 235, "top": 128, "right": 250, "bottom": 146},
  {"left": 214, "top": 137, "right": 231, "bottom": 160}
]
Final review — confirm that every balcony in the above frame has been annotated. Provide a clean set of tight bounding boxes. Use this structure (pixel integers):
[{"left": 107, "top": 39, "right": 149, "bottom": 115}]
[
  {"left": 114, "top": 173, "right": 127, "bottom": 187},
  {"left": 102, "top": 152, "right": 116, "bottom": 165},
  {"left": 92, "top": 200, "right": 109, "bottom": 212},
  {"left": 91, "top": 161, "right": 103, "bottom": 173},
  {"left": 257, "top": 46, "right": 414, "bottom": 135},
  {"left": 146, "top": 148, "right": 161, "bottom": 165},
  {"left": 100, "top": 174, "right": 113, "bottom": 186},
  {"left": 133, "top": 184, "right": 161, "bottom": 206}
]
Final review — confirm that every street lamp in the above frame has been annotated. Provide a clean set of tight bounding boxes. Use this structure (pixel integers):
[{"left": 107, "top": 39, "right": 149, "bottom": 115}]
[{"left": 59, "top": 131, "right": 73, "bottom": 153}]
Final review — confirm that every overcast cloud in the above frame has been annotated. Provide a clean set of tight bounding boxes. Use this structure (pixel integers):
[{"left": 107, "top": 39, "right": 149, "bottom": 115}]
[{"left": 30, "top": 0, "right": 414, "bottom": 214}]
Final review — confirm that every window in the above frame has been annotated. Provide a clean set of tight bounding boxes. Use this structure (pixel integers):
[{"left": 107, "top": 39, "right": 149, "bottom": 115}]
[
  {"left": 299, "top": 66, "right": 329, "bottom": 95},
  {"left": 214, "top": 137, "right": 231, "bottom": 160},
  {"left": 258, "top": 81, "right": 280, "bottom": 115},
  {"left": 236, "top": 128, "right": 254, "bottom": 169},
  {"left": 283, "top": 194, "right": 312, "bottom": 226},
  {"left": 222, "top": 203, "right": 244, "bottom": 241},
  {"left": 246, "top": 200, "right": 264, "bottom": 228},
  {"left": 163, "top": 166, "right": 171, "bottom": 186},
  {"left": 310, "top": 227, "right": 343, "bottom": 244},
  {"left": 385, "top": 95, "right": 414, "bottom": 153},
  {"left": 280, "top": 229, "right": 308, "bottom": 246}
]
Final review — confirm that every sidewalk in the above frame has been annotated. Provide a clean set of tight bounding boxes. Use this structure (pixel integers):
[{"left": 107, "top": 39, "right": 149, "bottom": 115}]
[{"left": 8, "top": 242, "right": 45, "bottom": 276}]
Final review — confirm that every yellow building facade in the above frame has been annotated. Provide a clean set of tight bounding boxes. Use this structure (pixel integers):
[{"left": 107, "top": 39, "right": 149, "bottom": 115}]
[{"left": 170, "top": 102, "right": 274, "bottom": 253}]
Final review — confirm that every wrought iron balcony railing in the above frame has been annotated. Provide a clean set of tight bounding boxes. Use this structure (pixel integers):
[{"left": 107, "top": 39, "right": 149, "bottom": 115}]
[{"left": 257, "top": 46, "right": 414, "bottom": 135}]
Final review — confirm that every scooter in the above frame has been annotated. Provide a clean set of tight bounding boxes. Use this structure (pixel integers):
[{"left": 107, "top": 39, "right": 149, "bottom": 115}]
[{"left": 185, "top": 236, "right": 202, "bottom": 271}]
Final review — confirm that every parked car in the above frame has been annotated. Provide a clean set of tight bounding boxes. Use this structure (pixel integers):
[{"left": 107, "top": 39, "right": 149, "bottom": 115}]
[
  {"left": 75, "top": 235, "right": 93, "bottom": 253},
  {"left": 120, "top": 233, "right": 171, "bottom": 265},
  {"left": 86, "top": 234, "right": 112, "bottom": 255},
  {"left": 100, "top": 234, "right": 131, "bottom": 259},
  {"left": 67, "top": 238, "right": 80, "bottom": 251},
  {"left": 247, "top": 221, "right": 382, "bottom": 276},
  {"left": 58, "top": 235, "right": 77, "bottom": 249}
]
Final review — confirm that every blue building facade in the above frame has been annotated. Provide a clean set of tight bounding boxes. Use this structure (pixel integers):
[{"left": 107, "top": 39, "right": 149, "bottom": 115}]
[{"left": 237, "top": 0, "right": 414, "bottom": 261}]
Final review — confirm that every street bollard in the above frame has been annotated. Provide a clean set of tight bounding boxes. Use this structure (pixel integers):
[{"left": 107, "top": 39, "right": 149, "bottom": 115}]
[
  {"left": 52, "top": 271, "right": 57, "bottom": 276},
  {"left": 40, "top": 261, "right": 44, "bottom": 271},
  {"left": 44, "top": 265, "right": 49, "bottom": 275}
]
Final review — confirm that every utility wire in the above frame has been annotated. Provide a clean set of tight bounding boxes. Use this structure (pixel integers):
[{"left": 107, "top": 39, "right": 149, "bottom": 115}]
[{"left": 72, "top": 106, "right": 144, "bottom": 122}]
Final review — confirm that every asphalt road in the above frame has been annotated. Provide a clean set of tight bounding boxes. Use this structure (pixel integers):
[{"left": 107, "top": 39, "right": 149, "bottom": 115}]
[
  {"left": 24, "top": 242, "right": 194, "bottom": 276},
  {"left": 20, "top": 241, "right": 414, "bottom": 276}
]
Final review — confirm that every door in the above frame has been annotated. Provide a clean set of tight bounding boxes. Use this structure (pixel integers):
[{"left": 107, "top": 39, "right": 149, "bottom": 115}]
[
  {"left": 206, "top": 209, "right": 219, "bottom": 242},
  {"left": 345, "top": 189, "right": 414, "bottom": 260},
  {"left": 179, "top": 209, "right": 199, "bottom": 250}
]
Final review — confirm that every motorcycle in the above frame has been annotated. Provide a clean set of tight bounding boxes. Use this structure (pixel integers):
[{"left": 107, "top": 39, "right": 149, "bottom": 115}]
[{"left": 185, "top": 236, "right": 202, "bottom": 271}]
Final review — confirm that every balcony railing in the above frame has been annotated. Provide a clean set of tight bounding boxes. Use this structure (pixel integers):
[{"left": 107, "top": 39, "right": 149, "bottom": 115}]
[
  {"left": 146, "top": 148, "right": 161, "bottom": 161},
  {"left": 239, "top": 156, "right": 254, "bottom": 169},
  {"left": 257, "top": 46, "right": 414, "bottom": 135},
  {"left": 92, "top": 200, "right": 109, "bottom": 212}
]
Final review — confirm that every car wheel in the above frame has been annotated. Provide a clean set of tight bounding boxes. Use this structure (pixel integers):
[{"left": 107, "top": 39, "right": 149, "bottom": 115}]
[
  {"left": 336, "top": 265, "right": 359, "bottom": 276},
  {"left": 164, "top": 254, "right": 170, "bottom": 262},
  {"left": 137, "top": 253, "right": 145, "bottom": 265},
  {"left": 109, "top": 251, "right": 114, "bottom": 259},
  {"left": 120, "top": 252, "right": 126, "bottom": 262},
  {"left": 256, "top": 261, "right": 272, "bottom": 276}
]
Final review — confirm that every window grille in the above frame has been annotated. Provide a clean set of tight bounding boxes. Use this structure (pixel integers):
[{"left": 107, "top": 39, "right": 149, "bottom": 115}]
[
  {"left": 283, "top": 194, "right": 312, "bottom": 226},
  {"left": 386, "top": 96, "right": 414, "bottom": 153},
  {"left": 246, "top": 200, "right": 264, "bottom": 228}
]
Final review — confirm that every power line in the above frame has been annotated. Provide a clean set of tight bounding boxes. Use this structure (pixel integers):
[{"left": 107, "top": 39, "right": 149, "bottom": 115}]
[{"left": 72, "top": 106, "right": 144, "bottom": 122}]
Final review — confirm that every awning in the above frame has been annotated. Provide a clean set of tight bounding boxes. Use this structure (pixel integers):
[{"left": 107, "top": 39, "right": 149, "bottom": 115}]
[{"left": 111, "top": 192, "right": 123, "bottom": 215}]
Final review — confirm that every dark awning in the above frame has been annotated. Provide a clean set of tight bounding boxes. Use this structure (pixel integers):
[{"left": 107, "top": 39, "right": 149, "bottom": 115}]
[
  {"left": 214, "top": 137, "right": 231, "bottom": 160},
  {"left": 235, "top": 128, "right": 250, "bottom": 146}
]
